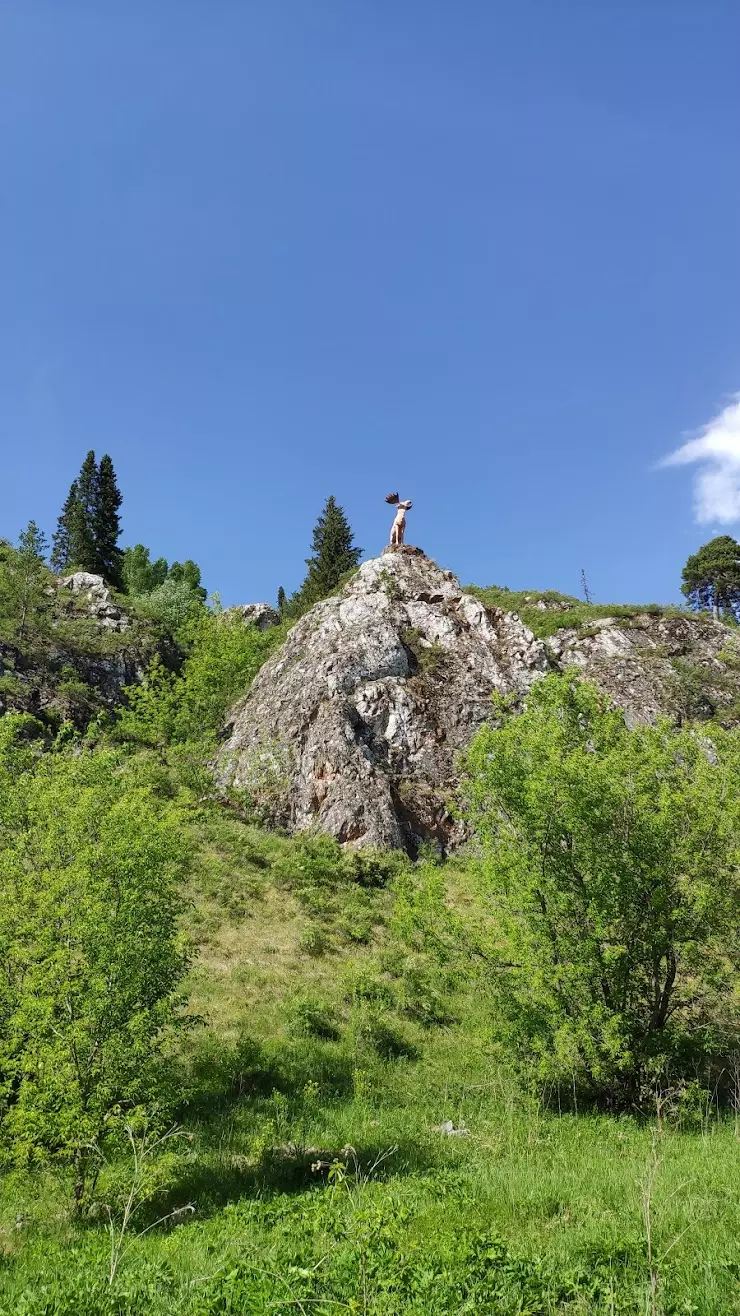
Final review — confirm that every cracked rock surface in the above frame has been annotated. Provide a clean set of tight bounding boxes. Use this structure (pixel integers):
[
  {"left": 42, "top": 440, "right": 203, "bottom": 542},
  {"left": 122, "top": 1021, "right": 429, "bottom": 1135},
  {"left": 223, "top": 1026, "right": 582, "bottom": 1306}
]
[
  {"left": 217, "top": 548, "right": 737, "bottom": 852},
  {"left": 217, "top": 547, "right": 549, "bottom": 852}
]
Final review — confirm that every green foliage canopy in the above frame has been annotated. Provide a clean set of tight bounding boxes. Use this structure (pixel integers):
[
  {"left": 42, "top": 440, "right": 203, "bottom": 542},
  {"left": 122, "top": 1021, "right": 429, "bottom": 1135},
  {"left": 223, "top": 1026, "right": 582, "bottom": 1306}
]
[
  {"left": 464, "top": 672, "right": 740, "bottom": 1102},
  {"left": 115, "top": 604, "right": 286, "bottom": 753},
  {"left": 681, "top": 534, "right": 740, "bottom": 621},
  {"left": 0, "top": 523, "right": 52, "bottom": 646},
  {"left": 291, "top": 495, "right": 362, "bottom": 613},
  {"left": 51, "top": 451, "right": 124, "bottom": 586},
  {"left": 0, "top": 721, "right": 189, "bottom": 1204},
  {"left": 122, "top": 544, "right": 169, "bottom": 596}
]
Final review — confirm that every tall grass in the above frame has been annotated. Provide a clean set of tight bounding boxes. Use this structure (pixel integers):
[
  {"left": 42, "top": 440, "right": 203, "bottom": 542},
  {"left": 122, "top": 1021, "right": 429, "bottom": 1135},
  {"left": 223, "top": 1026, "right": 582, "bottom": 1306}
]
[{"left": 0, "top": 811, "right": 737, "bottom": 1313}]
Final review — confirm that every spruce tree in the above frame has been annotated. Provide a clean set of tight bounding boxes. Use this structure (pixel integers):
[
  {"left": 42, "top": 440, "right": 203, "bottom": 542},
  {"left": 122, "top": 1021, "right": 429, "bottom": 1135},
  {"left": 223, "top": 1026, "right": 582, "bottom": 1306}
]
[
  {"left": 70, "top": 450, "right": 100, "bottom": 571},
  {"left": 51, "top": 481, "right": 79, "bottom": 572},
  {"left": 92, "top": 454, "right": 123, "bottom": 586},
  {"left": 293, "top": 496, "right": 362, "bottom": 611},
  {"left": 51, "top": 450, "right": 98, "bottom": 574},
  {"left": 13, "top": 522, "right": 50, "bottom": 643},
  {"left": 681, "top": 535, "right": 740, "bottom": 621},
  {"left": 51, "top": 452, "right": 124, "bottom": 585},
  {"left": 276, "top": 585, "right": 286, "bottom": 616}
]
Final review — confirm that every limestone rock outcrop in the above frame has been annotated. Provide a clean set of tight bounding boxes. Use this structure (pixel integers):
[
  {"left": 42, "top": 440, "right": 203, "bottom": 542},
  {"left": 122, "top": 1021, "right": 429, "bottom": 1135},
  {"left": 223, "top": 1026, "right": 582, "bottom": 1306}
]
[
  {"left": 217, "top": 547, "right": 549, "bottom": 852},
  {"left": 217, "top": 548, "right": 740, "bottom": 854},
  {"left": 59, "top": 572, "right": 130, "bottom": 632},
  {"left": 225, "top": 603, "right": 280, "bottom": 631},
  {"left": 549, "top": 612, "right": 732, "bottom": 727}
]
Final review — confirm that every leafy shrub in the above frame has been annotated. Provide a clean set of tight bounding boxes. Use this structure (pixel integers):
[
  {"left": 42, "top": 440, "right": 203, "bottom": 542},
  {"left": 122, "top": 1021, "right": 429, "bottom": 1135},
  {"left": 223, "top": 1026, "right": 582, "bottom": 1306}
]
[
  {"left": 400, "top": 962, "right": 456, "bottom": 1027},
  {"left": 298, "top": 925, "right": 328, "bottom": 956},
  {"left": 464, "top": 672, "right": 740, "bottom": 1104},
  {"left": 353, "top": 1008, "right": 417, "bottom": 1061},
  {"left": 288, "top": 995, "right": 342, "bottom": 1041},
  {"left": 345, "top": 969, "right": 397, "bottom": 1009},
  {"left": 115, "top": 607, "right": 286, "bottom": 752},
  {"left": 0, "top": 732, "right": 190, "bottom": 1206},
  {"left": 0, "top": 672, "right": 22, "bottom": 699},
  {"left": 128, "top": 577, "right": 201, "bottom": 633}
]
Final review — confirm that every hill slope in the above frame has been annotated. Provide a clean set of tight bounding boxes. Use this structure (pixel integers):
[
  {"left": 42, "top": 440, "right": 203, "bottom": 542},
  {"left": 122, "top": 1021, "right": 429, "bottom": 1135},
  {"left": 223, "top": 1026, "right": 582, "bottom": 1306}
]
[{"left": 218, "top": 547, "right": 739, "bottom": 853}]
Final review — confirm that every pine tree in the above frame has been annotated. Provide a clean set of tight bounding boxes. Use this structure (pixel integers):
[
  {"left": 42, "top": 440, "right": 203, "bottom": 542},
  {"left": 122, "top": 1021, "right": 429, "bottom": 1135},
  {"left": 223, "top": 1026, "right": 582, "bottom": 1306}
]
[
  {"left": 681, "top": 535, "right": 740, "bottom": 621},
  {"left": 51, "top": 452, "right": 124, "bottom": 585},
  {"left": 51, "top": 481, "right": 79, "bottom": 572},
  {"left": 0, "top": 522, "right": 51, "bottom": 644},
  {"left": 92, "top": 454, "right": 123, "bottom": 586},
  {"left": 70, "top": 450, "right": 100, "bottom": 572},
  {"left": 276, "top": 586, "right": 286, "bottom": 616},
  {"left": 293, "top": 496, "right": 362, "bottom": 611}
]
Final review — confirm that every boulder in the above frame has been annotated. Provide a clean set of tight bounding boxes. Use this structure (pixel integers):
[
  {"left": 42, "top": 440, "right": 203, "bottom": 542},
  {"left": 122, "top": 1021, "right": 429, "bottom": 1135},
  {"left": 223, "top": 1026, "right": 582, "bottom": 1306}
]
[
  {"left": 225, "top": 603, "right": 280, "bottom": 631},
  {"left": 58, "top": 572, "right": 130, "bottom": 632},
  {"left": 218, "top": 549, "right": 740, "bottom": 853},
  {"left": 217, "top": 548, "right": 549, "bottom": 853}
]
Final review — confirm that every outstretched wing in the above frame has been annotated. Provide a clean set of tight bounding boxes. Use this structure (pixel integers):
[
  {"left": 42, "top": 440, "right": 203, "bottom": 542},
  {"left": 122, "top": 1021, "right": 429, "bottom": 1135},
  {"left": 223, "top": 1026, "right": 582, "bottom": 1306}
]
[{"left": 385, "top": 492, "right": 399, "bottom": 504}]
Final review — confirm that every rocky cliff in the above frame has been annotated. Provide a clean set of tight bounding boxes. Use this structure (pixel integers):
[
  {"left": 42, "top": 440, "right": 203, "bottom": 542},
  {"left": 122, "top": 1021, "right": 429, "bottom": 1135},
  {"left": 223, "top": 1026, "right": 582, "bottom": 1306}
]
[
  {"left": 0, "top": 572, "right": 158, "bottom": 728},
  {"left": 217, "top": 547, "right": 740, "bottom": 854}
]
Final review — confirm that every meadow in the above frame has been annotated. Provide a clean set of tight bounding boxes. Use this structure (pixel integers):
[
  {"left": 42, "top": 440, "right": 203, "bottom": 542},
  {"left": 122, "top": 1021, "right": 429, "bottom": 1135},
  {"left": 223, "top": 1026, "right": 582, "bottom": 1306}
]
[{"left": 0, "top": 810, "right": 737, "bottom": 1315}]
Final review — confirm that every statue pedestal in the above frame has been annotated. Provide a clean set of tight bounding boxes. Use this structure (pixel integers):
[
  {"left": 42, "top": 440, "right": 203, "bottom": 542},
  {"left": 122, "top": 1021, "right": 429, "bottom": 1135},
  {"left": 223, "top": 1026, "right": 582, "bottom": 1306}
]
[{"left": 382, "top": 544, "right": 426, "bottom": 558}]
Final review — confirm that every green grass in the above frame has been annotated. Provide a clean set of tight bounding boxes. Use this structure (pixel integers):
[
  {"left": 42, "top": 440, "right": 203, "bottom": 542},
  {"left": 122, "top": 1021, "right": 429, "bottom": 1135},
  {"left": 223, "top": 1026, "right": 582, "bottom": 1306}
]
[
  {"left": 0, "top": 808, "right": 738, "bottom": 1313},
  {"left": 465, "top": 585, "right": 702, "bottom": 640}
]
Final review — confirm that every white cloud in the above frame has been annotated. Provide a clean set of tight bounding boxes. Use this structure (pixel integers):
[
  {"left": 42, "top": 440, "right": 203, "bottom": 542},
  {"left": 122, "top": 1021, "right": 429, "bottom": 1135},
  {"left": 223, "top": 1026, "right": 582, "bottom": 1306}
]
[{"left": 660, "top": 396, "right": 740, "bottom": 524}]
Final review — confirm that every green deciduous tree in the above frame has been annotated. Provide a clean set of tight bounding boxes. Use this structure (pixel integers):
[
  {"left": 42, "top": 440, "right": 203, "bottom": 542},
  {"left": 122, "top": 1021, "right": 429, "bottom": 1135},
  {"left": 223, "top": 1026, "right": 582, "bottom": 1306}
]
[
  {"left": 464, "top": 672, "right": 740, "bottom": 1104},
  {"left": 292, "top": 496, "right": 361, "bottom": 612},
  {"left": 122, "top": 544, "right": 169, "bottom": 596},
  {"left": 0, "top": 725, "right": 189, "bottom": 1207},
  {"left": 115, "top": 604, "right": 285, "bottom": 752},
  {"left": 168, "top": 559, "right": 207, "bottom": 601},
  {"left": 131, "top": 577, "right": 203, "bottom": 635},
  {"left": 681, "top": 535, "right": 740, "bottom": 621}
]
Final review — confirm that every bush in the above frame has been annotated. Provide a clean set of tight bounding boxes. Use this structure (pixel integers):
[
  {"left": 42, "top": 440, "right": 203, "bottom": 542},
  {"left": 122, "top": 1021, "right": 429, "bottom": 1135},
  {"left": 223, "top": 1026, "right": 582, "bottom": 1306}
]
[
  {"left": 353, "top": 1008, "right": 417, "bottom": 1061},
  {"left": 115, "top": 607, "right": 287, "bottom": 752},
  {"left": 0, "top": 728, "right": 190, "bottom": 1206},
  {"left": 129, "top": 577, "right": 201, "bottom": 633},
  {"left": 464, "top": 672, "right": 740, "bottom": 1104},
  {"left": 288, "top": 995, "right": 342, "bottom": 1042}
]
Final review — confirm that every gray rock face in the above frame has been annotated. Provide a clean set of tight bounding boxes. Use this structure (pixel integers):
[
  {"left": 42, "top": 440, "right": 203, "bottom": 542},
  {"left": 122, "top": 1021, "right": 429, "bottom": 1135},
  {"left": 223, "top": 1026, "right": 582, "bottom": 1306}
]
[
  {"left": 217, "top": 547, "right": 549, "bottom": 852},
  {"left": 58, "top": 572, "right": 130, "bottom": 632},
  {"left": 0, "top": 574, "right": 149, "bottom": 727},
  {"left": 550, "top": 612, "right": 732, "bottom": 727},
  {"left": 217, "top": 550, "right": 739, "bottom": 852},
  {"left": 225, "top": 603, "right": 280, "bottom": 631}
]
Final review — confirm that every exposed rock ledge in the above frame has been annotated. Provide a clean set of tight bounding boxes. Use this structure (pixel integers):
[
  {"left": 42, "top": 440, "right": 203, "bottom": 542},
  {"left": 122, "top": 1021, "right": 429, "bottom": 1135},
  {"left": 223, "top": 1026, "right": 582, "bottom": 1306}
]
[{"left": 217, "top": 548, "right": 735, "bottom": 854}]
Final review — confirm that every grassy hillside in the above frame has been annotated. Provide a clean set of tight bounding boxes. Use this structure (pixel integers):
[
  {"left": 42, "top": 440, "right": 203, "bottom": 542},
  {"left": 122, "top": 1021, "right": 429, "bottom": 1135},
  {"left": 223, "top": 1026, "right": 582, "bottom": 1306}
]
[
  {"left": 465, "top": 584, "right": 697, "bottom": 640},
  {"left": 0, "top": 804, "right": 737, "bottom": 1315},
  {"left": 1, "top": 551, "right": 739, "bottom": 1314}
]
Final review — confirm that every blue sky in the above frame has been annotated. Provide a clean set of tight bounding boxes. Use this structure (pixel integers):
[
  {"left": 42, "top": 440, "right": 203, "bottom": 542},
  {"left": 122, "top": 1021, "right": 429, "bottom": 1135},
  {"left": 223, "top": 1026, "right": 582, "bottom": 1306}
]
[{"left": 1, "top": 3, "right": 739, "bottom": 606}]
